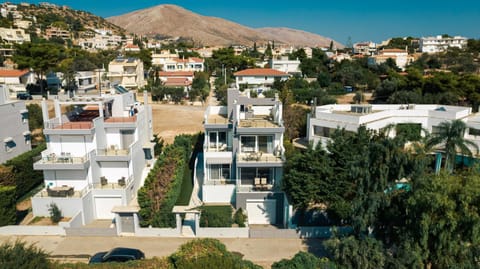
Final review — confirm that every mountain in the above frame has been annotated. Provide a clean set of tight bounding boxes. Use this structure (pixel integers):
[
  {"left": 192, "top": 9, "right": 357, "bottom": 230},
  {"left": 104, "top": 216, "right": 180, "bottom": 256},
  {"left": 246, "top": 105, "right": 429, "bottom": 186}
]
[
  {"left": 107, "top": 4, "right": 342, "bottom": 48},
  {"left": 257, "top": 27, "right": 344, "bottom": 49}
]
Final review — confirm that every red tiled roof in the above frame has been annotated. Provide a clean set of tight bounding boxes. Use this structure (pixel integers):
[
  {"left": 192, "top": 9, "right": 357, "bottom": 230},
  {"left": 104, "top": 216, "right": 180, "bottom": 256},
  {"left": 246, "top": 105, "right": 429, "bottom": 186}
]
[
  {"left": 125, "top": 44, "right": 139, "bottom": 49},
  {"left": 0, "top": 69, "right": 30, "bottom": 77},
  {"left": 234, "top": 68, "right": 289, "bottom": 77},
  {"left": 163, "top": 78, "right": 192, "bottom": 86},
  {"left": 158, "top": 71, "right": 194, "bottom": 77}
]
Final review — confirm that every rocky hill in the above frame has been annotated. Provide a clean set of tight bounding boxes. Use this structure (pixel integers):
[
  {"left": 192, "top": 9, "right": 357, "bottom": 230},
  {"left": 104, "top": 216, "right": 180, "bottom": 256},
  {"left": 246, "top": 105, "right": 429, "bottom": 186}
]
[{"left": 107, "top": 4, "right": 342, "bottom": 47}]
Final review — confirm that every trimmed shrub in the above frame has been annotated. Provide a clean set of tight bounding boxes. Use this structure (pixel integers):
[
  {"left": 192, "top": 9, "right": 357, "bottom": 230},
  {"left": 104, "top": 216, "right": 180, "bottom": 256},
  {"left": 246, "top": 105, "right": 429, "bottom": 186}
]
[
  {"left": 233, "top": 208, "right": 247, "bottom": 227},
  {"left": 199, "top": 205, "right": 233, "bottom": 227},
  {"left": 48, "top": 203, "right": 62, "bottom": 223},
  {"left": 271, "top": 251, "right": 324, "bottom": 269},
  {"left": 170, "top": 238, "right": 262, "bottom": 269},
  {"left": 0, "top": 186, "right": 16, "bottom": 226}
]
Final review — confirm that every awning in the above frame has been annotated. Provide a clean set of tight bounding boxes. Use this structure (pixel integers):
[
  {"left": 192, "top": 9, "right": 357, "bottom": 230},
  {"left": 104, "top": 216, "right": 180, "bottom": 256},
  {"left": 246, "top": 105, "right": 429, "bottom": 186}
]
[
  {"left": 206, "top": 156, "right": 232, "bottom": 164},
  {"left": 23, "top": 131, "right": 31, "bottom": 136},
  {"left": 3, "top": 137, "right": 13, "bottom": 143}
]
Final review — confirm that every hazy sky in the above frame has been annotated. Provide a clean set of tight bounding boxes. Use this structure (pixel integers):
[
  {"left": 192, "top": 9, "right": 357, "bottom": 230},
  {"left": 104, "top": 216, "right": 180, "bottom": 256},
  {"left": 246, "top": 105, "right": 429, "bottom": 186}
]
[{"left": 24, "top": 0, "right": 480, "bottom": 44}]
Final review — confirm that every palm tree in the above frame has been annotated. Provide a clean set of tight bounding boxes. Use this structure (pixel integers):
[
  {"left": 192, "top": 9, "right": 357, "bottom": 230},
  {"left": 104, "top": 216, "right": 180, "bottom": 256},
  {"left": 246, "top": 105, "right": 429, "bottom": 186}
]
[{"left": 427, "top": 120, "right": 479, "bottom": 172}]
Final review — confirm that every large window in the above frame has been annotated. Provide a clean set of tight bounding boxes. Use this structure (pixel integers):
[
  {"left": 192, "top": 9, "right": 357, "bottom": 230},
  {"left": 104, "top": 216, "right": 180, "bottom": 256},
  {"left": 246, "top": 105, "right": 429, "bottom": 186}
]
[
  {"left": 240, "top": 135, "right": 274, "bottom": 153},
  {"left": 209, "top": 164, "right": 230, "bottom": 180},
  {"left": 239, "top": 167, "right": 274, "bottom": 185},
  {"left": 208, "top": 131, "right": 227, "bottom": 151}
]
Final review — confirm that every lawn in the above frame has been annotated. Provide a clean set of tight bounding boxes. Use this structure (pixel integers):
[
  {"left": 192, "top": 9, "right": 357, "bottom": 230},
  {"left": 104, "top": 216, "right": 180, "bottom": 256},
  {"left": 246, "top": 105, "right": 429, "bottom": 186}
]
[{"left": 175, "top": 161, "right": 193, "bottom": 206}]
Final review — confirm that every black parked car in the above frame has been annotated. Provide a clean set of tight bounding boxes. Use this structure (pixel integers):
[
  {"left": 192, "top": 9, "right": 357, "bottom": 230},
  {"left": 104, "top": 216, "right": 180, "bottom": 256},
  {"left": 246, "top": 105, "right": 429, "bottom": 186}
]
[
  {"left": 89, "top": 247, "right": 145, "bottom": 264},
  {"left": 16, "top": 92, "right": 32, "bottom": 100}
]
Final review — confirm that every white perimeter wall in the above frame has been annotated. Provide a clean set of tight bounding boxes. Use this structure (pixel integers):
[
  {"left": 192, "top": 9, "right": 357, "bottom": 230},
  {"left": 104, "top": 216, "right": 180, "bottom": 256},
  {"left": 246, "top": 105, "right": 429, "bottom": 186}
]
[{"left": 202, "top": 185, "right": 235, "bottom": 203}]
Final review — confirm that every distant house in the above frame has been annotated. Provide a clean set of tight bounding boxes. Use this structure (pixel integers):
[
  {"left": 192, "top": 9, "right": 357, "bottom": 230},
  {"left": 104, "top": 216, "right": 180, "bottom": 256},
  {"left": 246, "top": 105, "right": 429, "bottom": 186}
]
[
  {"left": 420, "top": 35, "right": 467, "bottom": 53},
  {"left": 368, "top": 48, "right": 414, "bottom": 71},
  {"left": 353, "top": 42, "right": 377, "bottom": 55},
  {"left": 233, "top": 68, "right": 290, "bottom": 89},
  {"left": 269, "top": 56, "right": 301, "bottom": 75},
  {"left": 0, "top": 27, "right": 31, "bottom": 44},
  {"left": 158, "top": 71, "right": 193, "bottom": 93},
  {"left": 0, "top": 69, "right": 35, "bottom": 97},
  {"left": 45, "top": 26, "right": 70, "bottom": 40},
  {"left": 124, "top": 44, "right": 140, "bottom": 52},
  {"left": 152, "top": 51, "right": 205, "bottom": 72},
  {"left": 107, "top": 57, "right": 145, "bottom": 89}
]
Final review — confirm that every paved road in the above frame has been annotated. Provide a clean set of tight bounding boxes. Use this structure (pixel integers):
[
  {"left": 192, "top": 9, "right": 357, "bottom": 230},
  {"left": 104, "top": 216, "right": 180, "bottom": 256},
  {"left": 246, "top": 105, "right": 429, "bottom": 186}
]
[{"left": 0, "top": 235, "right": 323, "bottom": 268}]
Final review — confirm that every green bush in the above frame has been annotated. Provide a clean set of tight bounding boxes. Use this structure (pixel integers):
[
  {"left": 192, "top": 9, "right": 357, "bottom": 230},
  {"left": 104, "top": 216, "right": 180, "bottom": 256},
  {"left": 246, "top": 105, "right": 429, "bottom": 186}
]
[
  {"left": 0, "top": 240, "right": 50, "bottom": 269},
  {"left": 48, "top": 203, "right": 62, "bottom": 223},
  {"left": 170, "top": 238, "right": 261, "bottom": 269},
  {"left": 0, "top": 186, "right": 16, "bottom": 226},
  {"left": 233, "top": 208, "right": 247, "bottom": 227},
  {"left": 5, "top": 143, "right": 45, "bottom": 199},
  {"left": 199, "top": 205, "right": 233, "bottom": 227},
  {"left": 271, "top": 251, "right": 327, "bottom": 269}
]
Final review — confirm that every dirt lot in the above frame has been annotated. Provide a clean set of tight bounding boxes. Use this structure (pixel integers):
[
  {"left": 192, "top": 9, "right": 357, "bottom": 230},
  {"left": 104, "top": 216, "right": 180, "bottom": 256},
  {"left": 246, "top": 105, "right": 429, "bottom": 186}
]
[{"left": 151, "top": 103, "right": 206, "bottom": 144}]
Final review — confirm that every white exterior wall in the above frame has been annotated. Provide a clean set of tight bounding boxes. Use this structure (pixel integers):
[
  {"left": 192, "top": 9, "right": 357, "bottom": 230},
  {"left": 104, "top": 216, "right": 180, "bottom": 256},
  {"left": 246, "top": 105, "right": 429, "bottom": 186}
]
[
  {"left": 0, "top": 98, "right": 31, "bottom": 164},
  {"left": 309, "top": 104, "right": 476, "bottom": 147},
  {"left": 202, "top": 185, "right": 236, "bottom": 203}
]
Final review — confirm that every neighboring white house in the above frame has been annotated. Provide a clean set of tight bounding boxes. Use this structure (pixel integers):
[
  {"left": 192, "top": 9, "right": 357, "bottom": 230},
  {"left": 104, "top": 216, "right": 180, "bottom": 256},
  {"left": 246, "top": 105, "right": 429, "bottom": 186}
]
[
  {"left": 269, "top": 56, "right": 301, "bottom": 75},
  {"left": 0, "top": 83, "right": 31, "bottom": 164},
  {"left": 420, "top": 35, "right": 468, "bottom": 53},
  {"left": 0, "top": 69, "right": 35, "bottom": 98},
  {"left": 368, "top": 48, "right": 414, "bottom": 71},
  {"left": 353, "top": 42, "right": 377, "bottom": 55},
  {"left": 202, "top": 88, "right": 290, "bottom": 226},
  {"left": 76, "top": 33, "right": 123, "bottom": 51},
  {"left": 152, "top": 54, "right": 205, "bottom": 73},
  {"left": 307, "top": 104, "right": 480, "bottom": 150},
  {"left": 31, "top": 90, "right": 154, "bottom": 225},
  {"left": 233, "top": 68, "right": 290, "bottom": 89},
  {"left": 107, "top": 57, "right": 145, "bottom": 89},
  {"left": 0, "top": 27, "right": 30, "bottom": 44}
]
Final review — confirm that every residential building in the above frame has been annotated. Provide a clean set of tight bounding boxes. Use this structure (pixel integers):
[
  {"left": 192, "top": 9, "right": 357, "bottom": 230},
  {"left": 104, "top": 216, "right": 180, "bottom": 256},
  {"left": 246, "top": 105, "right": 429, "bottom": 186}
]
[
  {"left": 31, "top": 90, "right": 154, "bottom": 224},
  {"left": 269, "top": 56, "right": 301, "bottom": 75},
  {"left": 233, "top": 68, "right": 290, "bottom": 89},
  {"left": 353, "top": 42, "right": 377, "bottom": 55},
  {"left": 124, "top": 44, "right": 140, "bottom": 52},
  {"left": 0, "top": 83, "right": 31, "bottom": 164},
  {"left": 0, "top": 27, "right": 31, "bottom": 44},
  {"left": 368, "top": 48, "right": 414, "bottom": 71},
  {"left": 307, "top": 104, "right": 480, "bottom": 150},
  {"left": 76, "top": 34, "right": 123, "bottom": 51},
  {"left": 107, "top": 57, "right": 145, "bottom": 89},
  {"left": 420, "top": 35, "right": 468, "bottom": 53},
  {"left": 45, "top": 26, "right": 70, "bottom": 40},
  {"left": 158, "top": 71, "right": 193, "bottom": 91},
  {"left": 0, "top": 69, "right": 35, "bottom": 98},
  {"left": 202, "top": 88, "right": 289, "bottom": 226},
  {"left": 152, "top": 51, "right": 205, "bottom": 72}
]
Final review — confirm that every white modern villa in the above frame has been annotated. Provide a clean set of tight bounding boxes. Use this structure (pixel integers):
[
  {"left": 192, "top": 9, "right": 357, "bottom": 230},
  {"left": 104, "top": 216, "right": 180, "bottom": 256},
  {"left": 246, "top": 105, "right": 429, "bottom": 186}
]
[
  {"left": 31, "top": 90, "right": 154, "bottom": 225},
  {"left": 307, "top": 104, "right": 480, "bottom": 150},
  {"left": 202, "top": 88, "right": 290, "bottom": 226}
]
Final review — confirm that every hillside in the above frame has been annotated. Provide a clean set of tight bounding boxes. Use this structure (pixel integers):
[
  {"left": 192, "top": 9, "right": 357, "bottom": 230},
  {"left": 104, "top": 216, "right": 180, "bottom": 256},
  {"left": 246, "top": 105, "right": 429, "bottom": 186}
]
[
  {"left": 107, "top": 4, "right": 342, "bottom": 47},
  {"left": 15, "top": 3, "right": 124, "bottom": 35},
  {"left": 257, "top": 27, "right": 344, "bottom": 49}
]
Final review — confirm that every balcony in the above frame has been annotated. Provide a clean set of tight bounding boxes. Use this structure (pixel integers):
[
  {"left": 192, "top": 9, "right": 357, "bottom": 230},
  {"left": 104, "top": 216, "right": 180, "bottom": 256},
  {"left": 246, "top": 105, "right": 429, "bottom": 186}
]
[
  {"left": 34, "top": 185, "right": 90, "bottom": 198},
  {"left": 236, "top": 152, "right": 283, "bottom": 167},
  {"left": 93, "top": 176, "right": 132, "bottom": 189},
  {"left": 95, "top": 146, "right": 130, "bottom": 161},
  {"left": 44, "top": 119, "right": 94, "bottom": 135},
  {"left": 104, "top": 116, "right": 137, "bottom": 128},
  {"left": 34, "top": 152, "right": 90, "bottom": 170}
]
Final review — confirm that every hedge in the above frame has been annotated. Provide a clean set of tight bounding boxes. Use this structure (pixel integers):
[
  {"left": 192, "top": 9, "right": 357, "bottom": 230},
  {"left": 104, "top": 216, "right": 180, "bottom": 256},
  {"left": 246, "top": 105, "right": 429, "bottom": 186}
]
[
  {"left": 199, "top": 205, "right": 233, "bottom": 227},
  {"left": 0, "top": 186, "right": 17, "bottom": 226},
  {"left": 4, "top": 143, "right": 45, "bottom": 199},
  {"left": 138, "top": 134, "right": 196, "bottom": 228}
]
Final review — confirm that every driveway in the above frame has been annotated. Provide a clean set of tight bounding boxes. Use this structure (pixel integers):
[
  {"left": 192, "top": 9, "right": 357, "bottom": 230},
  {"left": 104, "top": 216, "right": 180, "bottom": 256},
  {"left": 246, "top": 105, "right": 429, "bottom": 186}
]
[{"left": 0, "top": 235, "right": 324, "bottom": 268}]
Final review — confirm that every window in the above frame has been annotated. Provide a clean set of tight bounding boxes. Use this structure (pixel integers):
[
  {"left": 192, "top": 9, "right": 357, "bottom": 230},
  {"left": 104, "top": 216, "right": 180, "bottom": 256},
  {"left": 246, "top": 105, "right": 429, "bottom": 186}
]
[
  {"left": 313, "top": 126, "right": 331, "bottom": 137},
  {"left": 4, "top": 138, "right": 16, "bottom": 152},
  {"left": 469, "top": 127, "right": 480, "bottom": 136},
  {"left": 241, "top": 136, "right": 256, "bottom": 153},
  {"left": 209, "top": 164, "right": 230, "bottom": 180},
  {"left": 208, "top": 131, "right": 227, "bottom": 151},
  {"left": 23, "top": 131, "right": 31, "bottom": 145},
  {"left": 258, "top": 136, "right": 273, "bottom": 153},
  {"left": 239, "top": 167, "right": 274, "bottom": 185},
  {"left": 143, "top": 148, "right": 152, "bottom": 160},
  {"left": 21, "top": 110, "right": 28, "bottom": 123},
  {"left": 432, "top": 126, "right": 441, "bottom": 136}
]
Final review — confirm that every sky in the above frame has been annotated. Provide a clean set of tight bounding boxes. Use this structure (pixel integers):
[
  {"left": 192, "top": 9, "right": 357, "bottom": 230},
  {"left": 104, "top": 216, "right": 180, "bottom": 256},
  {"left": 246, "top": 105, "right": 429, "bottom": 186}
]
[{"left": 23, "top": 0, "right": 480, "bottom": 44}]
